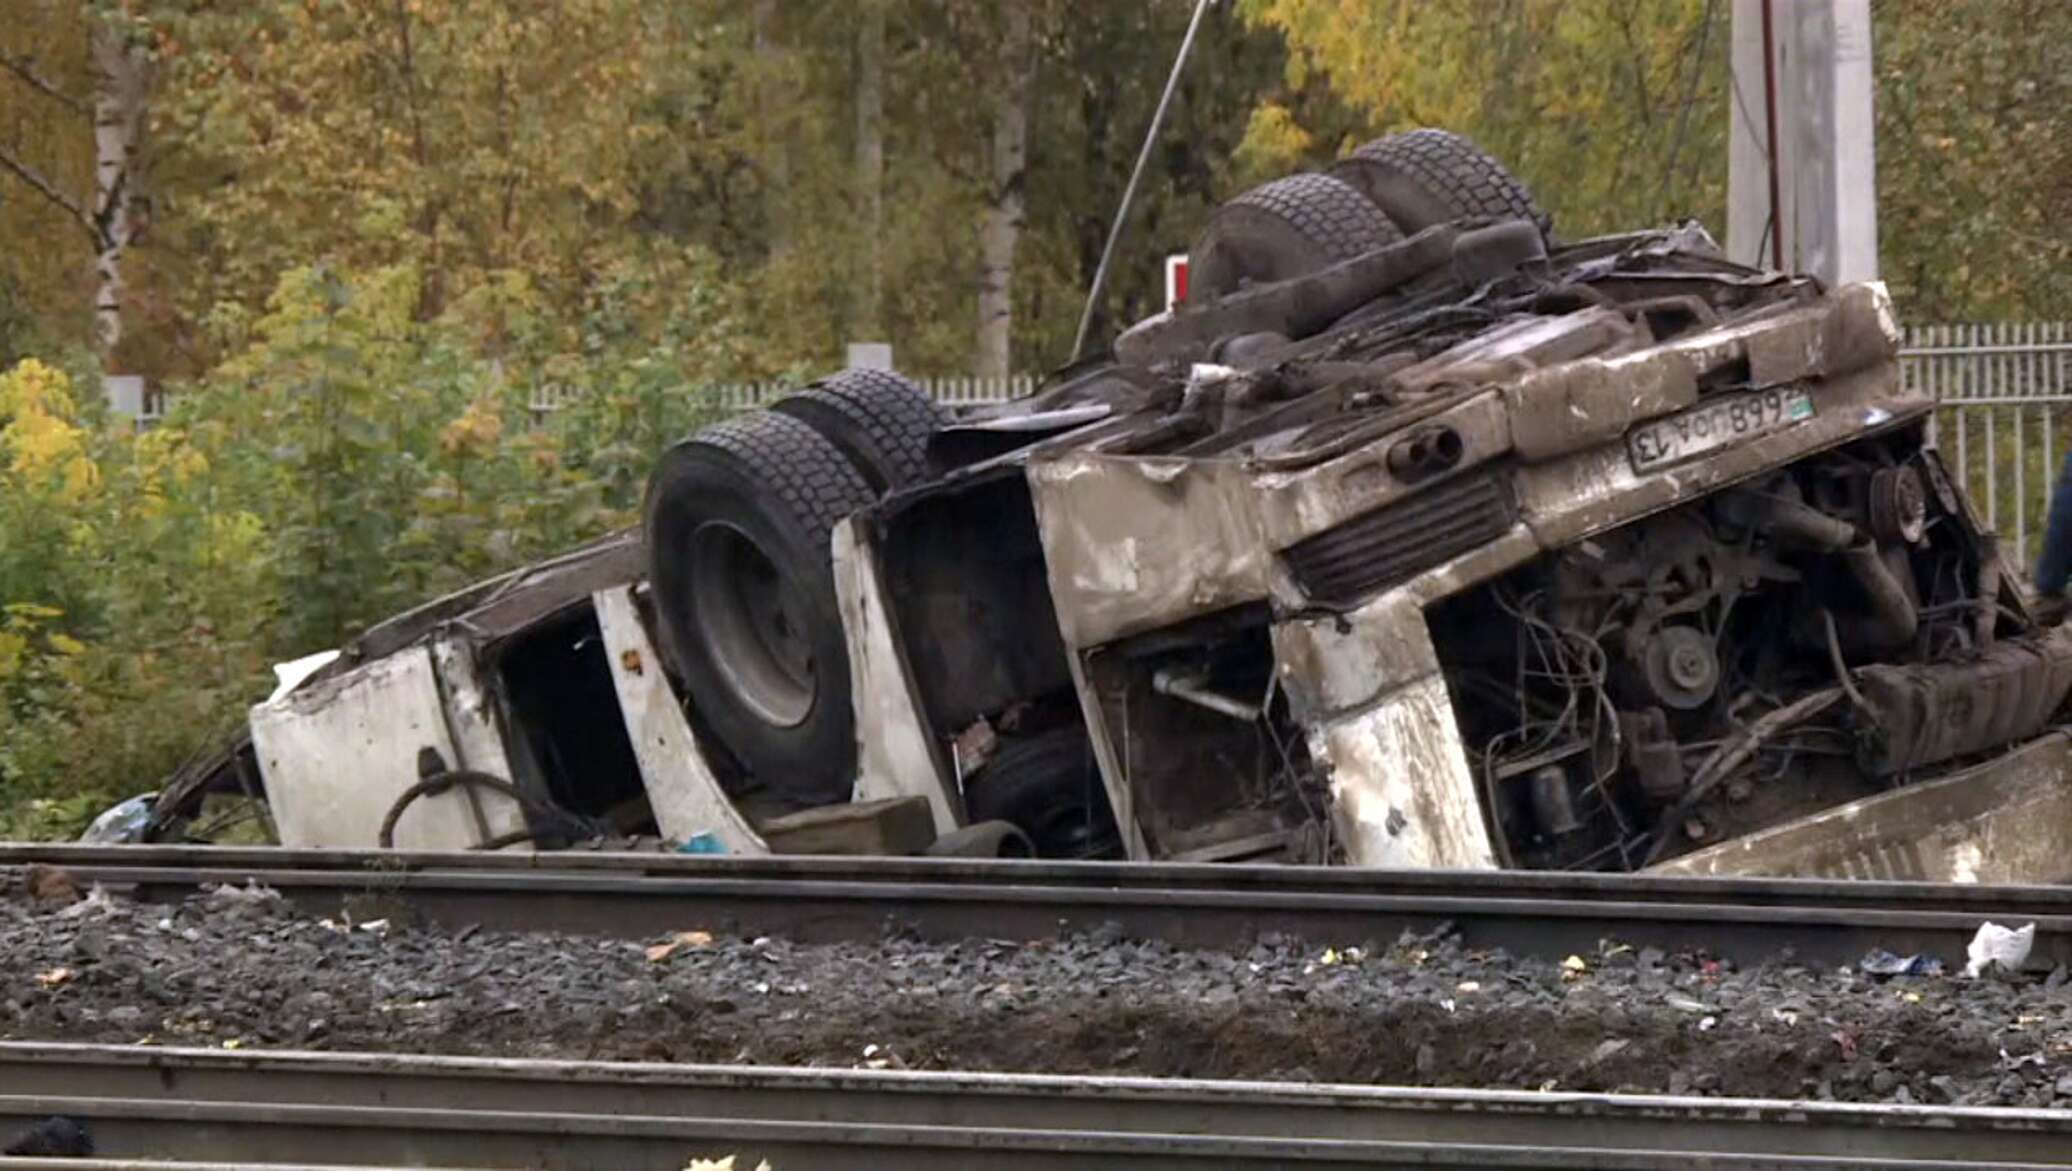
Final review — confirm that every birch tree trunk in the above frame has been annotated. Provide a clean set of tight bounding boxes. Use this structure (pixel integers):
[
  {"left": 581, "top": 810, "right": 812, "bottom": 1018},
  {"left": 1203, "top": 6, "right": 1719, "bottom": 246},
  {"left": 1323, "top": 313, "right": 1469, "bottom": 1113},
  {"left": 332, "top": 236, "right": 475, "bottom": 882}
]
[
  {"left": 90, "top": 21, "right": 150, "bottom": 362},
  {"left": 752, "top": 0, "right": 788, "bottom": 258},
  {"left": 974, "top": 4, "right": 1033, "bottom": 380},
  {"left": 853, "top": 0, "right": 885, "bottom": 340}
]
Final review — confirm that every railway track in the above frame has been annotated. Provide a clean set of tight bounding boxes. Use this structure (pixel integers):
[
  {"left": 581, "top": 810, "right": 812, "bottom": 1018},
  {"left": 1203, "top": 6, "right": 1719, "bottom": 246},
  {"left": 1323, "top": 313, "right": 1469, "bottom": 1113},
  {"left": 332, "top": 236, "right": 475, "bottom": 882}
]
[
  {"left": 1, "top": 1042, "right": 2070, "bottom": 1169},
  {"left": 3, "top": 843, "right": 2070, "bottom": 968}
]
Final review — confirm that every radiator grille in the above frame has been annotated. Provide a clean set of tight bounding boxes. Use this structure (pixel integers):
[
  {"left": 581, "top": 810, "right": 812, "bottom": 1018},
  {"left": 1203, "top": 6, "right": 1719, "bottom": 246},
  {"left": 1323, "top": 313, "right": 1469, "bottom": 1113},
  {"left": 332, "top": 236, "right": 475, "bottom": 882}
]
[{"left": 1284, "top": 471, "right": 1513, "bottom": 604}]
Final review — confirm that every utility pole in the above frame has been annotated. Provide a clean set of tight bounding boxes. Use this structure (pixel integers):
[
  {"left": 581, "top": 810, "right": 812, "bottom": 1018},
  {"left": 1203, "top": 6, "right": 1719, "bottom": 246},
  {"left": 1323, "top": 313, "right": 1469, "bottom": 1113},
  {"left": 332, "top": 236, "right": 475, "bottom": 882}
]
[{"left": 1726, "top": 0, "right": 1879, "bottom": 285}]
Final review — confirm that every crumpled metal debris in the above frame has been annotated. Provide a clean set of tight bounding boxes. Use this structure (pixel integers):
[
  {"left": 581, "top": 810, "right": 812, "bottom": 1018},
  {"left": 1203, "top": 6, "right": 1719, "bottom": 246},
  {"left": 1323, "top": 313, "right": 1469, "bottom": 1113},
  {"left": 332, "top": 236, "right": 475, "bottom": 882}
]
[{"left": 1859, "top": 948, "right": 1943, "bottom": 977}]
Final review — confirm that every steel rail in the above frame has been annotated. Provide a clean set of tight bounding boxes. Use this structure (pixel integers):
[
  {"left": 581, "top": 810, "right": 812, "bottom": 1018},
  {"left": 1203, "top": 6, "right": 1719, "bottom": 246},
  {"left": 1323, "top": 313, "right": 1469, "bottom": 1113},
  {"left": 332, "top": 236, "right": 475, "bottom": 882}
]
[
  {"left": 5, "top": 844, "right": 2071, "bottom": 967},
  {"left": 1, "top": 1043, "right": 2071, "bottom": 1170}
]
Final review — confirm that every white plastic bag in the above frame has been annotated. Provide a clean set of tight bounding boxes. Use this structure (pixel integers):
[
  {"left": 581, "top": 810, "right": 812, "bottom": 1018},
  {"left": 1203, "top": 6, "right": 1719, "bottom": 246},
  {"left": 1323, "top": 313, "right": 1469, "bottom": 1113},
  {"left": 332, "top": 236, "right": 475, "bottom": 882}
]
[{"left": 1962, "top": 920, "right": 2035, "bottom": 978}]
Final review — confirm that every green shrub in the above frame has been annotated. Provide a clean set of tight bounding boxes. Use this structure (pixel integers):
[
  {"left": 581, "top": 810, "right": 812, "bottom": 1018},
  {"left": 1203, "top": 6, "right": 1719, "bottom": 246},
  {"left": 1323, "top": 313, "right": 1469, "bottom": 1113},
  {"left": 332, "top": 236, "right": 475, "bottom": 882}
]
[{"left": 0, "top": 252, "right": 749, "bottom": 837}]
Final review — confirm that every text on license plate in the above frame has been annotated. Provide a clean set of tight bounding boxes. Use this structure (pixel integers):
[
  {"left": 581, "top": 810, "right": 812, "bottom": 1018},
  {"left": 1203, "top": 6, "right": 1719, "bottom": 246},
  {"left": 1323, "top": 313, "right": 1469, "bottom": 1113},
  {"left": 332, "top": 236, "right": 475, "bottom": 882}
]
[{"left": 1627, "top": 388, "right": 1815, "bottom": 472}]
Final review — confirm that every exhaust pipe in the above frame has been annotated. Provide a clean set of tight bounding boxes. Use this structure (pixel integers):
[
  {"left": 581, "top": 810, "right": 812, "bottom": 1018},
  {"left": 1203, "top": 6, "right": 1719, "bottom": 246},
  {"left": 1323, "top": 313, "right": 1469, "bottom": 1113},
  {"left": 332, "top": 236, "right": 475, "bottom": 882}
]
[{"left": 1386, "top": 426, "right": 1464, "bottom": 481}]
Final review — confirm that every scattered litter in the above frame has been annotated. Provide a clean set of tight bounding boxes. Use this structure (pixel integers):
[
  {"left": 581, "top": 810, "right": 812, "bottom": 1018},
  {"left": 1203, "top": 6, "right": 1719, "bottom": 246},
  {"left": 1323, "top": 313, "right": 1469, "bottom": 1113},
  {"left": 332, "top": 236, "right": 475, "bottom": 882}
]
[
  {"left": 1664, "top": 993, "right": 1716, "bottom": 1014},
  {"left": 675, "top": 833, "right": 726, "bottom": 855},
  {"left": 33, "top": 968, "right": 73, "bottom": 989},
  {"left": 54, "top": 886, "right": 118, "bottom": 921},
  {"left": 1561, "top": 955, "right": 1588, "bottom": 980},
  {"left": 80, "top": 793, "right": 157, "bottom": 844},
  {"left": 1860, "top": 948, "right": 1943, "bottom": 978},
  {"left": 1699, "top": 1015, "right": 1718, "bottom": 1032},
  {"left": 2000, "top": 1049, "right": 2046, "bottom": 1072},
  {"left": 1456, "top": 980, "right": 1481, "bottom": 994},
  {"left": 202, "top": 880, "right": 287, "bottom": 921},
  {"left": 646, "top": 930, "right": 715, "bottom": 963},
  {"left": 1963, "top": 922, "right": 2035, "bottom": 978},
  {"left": 357, "top": 918, "right": 391, "bottom": 936}
]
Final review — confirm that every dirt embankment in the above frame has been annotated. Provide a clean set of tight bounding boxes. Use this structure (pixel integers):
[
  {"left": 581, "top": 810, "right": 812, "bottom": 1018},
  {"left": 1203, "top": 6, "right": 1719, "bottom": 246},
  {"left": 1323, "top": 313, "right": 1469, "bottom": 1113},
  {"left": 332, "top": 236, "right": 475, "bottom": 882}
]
[{"left": 5, "top": 879, "right": 2070, "bottom": 1107}]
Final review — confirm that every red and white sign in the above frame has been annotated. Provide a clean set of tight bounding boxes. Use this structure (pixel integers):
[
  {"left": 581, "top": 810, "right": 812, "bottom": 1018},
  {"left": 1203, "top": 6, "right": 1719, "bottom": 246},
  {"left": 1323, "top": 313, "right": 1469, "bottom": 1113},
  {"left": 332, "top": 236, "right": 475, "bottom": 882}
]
[{"left": 1165, "top": 253, "right": 1189, "bottom": 311}]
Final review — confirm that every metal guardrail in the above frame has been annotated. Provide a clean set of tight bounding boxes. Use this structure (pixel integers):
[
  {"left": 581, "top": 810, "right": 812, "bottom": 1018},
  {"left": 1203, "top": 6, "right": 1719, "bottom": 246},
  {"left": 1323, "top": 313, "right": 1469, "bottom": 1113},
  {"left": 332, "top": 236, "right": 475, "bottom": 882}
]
[{"left": 3, "top": 1042, "right": 2071, "bottom": 1168}]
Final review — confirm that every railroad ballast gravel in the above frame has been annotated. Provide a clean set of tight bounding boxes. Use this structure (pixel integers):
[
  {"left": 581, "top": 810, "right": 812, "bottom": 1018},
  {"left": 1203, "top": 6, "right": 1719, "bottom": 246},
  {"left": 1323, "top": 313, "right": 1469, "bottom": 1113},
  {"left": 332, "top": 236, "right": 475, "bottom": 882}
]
[{"left": 5, "top": 879, "right": 2072, "bottom": 1107}]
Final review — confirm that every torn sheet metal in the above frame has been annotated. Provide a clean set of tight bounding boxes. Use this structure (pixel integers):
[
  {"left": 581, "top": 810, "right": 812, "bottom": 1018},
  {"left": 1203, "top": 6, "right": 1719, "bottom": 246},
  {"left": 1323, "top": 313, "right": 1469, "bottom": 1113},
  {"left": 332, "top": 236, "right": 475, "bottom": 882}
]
[
  {"left": 1027, "top": 453, "right": 1273, "bottom": 649},
  {"left": 830, "top": 517, "right": 964, "bottom": 835},
  {"left": 593, "top": 586, "right": 767, "bottom": 854},
  {"left": 251, "top": 646, "right": 524, "bottom": 850},
  {"left": 1308, "top": 674, "right": 1498, "bottom": 870}
]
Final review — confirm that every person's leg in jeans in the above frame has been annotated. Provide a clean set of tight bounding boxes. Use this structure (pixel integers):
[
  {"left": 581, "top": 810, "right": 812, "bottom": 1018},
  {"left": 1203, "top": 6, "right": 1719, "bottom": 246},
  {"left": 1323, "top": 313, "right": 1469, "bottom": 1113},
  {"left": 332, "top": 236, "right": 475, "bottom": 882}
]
[{"left": 2036, "top": 449, "right": 2072, "bottom": 598}]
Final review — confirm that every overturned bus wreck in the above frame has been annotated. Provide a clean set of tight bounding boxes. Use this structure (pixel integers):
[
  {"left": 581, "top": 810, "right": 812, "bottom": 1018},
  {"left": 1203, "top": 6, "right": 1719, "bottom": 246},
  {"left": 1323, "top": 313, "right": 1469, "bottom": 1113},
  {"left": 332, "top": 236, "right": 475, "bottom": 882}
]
[{"left": 133, "top": 130, "right": 2072, "bottom": 882}]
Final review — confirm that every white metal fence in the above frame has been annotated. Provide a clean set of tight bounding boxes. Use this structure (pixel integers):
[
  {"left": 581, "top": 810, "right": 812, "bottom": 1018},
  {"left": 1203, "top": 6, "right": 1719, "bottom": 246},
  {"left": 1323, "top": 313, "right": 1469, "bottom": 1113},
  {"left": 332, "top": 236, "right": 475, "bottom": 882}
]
[
  {"left": 525, "top": 373, "right": 1034, "bottom": 420},
  {"left": 1911, "top": 323, "right": 2072, "bottom": 571}
]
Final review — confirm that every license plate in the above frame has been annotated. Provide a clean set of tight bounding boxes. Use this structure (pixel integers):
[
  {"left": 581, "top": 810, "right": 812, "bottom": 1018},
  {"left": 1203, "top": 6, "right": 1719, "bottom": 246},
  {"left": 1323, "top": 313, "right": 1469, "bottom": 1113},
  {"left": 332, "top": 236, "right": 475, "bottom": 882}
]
[{"left": 1627, "top": 387, "right": 1815, "bottom": 473}]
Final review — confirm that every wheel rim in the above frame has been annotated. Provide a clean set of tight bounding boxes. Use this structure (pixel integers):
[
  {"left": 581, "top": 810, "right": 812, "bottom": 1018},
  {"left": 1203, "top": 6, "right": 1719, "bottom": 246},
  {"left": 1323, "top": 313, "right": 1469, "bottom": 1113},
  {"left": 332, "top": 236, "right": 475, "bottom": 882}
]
[{"left": 687, "top": 521, "right": 815, "bottom": 727}]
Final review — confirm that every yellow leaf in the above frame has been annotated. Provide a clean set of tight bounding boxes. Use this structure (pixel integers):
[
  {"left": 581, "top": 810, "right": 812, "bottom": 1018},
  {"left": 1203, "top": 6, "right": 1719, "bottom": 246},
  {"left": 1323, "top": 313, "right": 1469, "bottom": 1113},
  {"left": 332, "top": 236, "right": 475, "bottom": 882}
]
[
  {"left": 646, "top": 930, "right": 714, "bottom": 962},
  {"left": 46, "top": 633, "right": 86, "bottom": 656}
]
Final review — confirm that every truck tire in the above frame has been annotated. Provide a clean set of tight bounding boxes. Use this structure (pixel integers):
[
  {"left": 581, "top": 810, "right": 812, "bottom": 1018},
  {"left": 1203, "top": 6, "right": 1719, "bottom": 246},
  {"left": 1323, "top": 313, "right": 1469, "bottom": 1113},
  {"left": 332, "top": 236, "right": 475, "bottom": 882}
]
[
  {"left": 1186, "top": 173, "right": 1403, "bottom": 305},
  {"left": 1329, "top": 128, "right": 1549, "bottom": 236},
  {"left": 643, "top": 411, "right": 876, "bottom": 806},
  {"left": 963, "top": 725, "right": 1122, "bottom": 859},
  {"left": 770, "top": 368, "right": 946, "bottom": 493}
]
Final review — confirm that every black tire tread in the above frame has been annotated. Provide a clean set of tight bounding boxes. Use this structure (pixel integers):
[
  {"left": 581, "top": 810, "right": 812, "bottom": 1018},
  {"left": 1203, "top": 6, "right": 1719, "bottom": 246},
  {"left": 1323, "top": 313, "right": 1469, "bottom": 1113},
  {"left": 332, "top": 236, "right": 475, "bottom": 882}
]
[
  {"left": 642, "top": 411, "right": 874, "bottom": 805},
  {"left": 772, "top": 368, "right": 944, "bottom": 491},
  {"left": 670, "top": 411, "right": 875, "bottom": 549},
  {"left": 1333, "top": 128, "right": 1547, "bottom": 231},
  {"left": 1223, "top": 173, "right": 1403, "bottom": 263},
  {"left": 965, "top": 726, "right": 1121, "bottom": 860},
  {"left": 1188, "top": 173, "right": 1402, "bottom": 304}
]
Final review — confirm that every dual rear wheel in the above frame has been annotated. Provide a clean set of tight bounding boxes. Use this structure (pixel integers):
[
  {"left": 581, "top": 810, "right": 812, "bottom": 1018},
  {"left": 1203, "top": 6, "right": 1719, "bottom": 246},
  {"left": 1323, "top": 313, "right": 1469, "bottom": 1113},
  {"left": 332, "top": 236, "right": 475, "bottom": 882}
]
[
  {"left": 644, "top": 371, "right": 940, "bottom": 808},
  {"left": 1188, "top": 127, "right": 1546, "bottom": 303}
]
